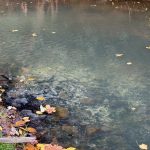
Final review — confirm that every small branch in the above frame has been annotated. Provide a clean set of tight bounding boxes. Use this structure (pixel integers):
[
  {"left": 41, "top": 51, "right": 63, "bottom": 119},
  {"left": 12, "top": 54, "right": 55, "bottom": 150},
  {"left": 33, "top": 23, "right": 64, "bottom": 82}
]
[{"left": 0, "top": 137, "right": 36, "bottom": 143}]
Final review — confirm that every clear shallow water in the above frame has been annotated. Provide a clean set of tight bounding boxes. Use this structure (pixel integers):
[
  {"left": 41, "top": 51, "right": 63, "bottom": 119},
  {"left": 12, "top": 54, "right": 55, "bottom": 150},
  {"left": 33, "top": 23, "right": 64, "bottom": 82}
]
[{"left": 0, "top": 0, "right": 150, "bottom": 149}]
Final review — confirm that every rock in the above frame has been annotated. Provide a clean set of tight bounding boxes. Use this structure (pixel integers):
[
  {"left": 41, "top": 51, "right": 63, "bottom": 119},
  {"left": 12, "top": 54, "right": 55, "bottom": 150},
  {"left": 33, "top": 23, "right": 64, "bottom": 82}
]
[
  {"left": 79, "top": 97, "right": 94, "bottom": 105},
  {"left": 86, "top": 127, "right": 101, "bottom": 136},
  {"left": 62, "top": 125, "right": 78, "bottom": 135},
  {"left": 59, "top": 91, "right": 69, "bottom": 100},
  {"left": 56, "top": 107, "right": 69, "bottom": 119}
]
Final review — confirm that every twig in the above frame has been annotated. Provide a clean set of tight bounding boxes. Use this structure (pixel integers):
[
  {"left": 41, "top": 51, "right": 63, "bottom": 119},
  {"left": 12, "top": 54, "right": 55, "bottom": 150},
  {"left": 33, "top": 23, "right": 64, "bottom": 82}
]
[{"left": 0, "top": 137, "right": 36, "bottom": 143}]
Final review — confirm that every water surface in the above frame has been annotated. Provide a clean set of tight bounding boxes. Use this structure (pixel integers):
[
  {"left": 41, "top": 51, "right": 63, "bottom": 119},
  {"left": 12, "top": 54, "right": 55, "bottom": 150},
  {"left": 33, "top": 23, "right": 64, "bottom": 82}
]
[{"left": 0, "top": 0, "right": 150, "bottom": 149}]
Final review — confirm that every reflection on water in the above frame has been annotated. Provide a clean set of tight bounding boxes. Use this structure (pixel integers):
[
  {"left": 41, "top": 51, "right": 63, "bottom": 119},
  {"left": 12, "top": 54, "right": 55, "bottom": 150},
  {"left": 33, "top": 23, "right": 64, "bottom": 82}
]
[{"left": 0, "top": 0, "right": 150, "bottom": 149}]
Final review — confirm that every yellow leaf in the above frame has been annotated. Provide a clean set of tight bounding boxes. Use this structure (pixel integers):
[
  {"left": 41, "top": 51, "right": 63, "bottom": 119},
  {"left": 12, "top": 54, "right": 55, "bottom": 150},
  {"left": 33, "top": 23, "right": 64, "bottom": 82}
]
[
  {"left": 139, "top": 144, "right": 148, "bottom": 150},
  {"left": 22, "top": 117, "right": 30, "bottom": 122},
  {"left": 36, "top": 144, "right": 45, "bottom": 150},
  {"left": 36, "top": 111, "right": 43, "bottom": 115},
  {"left": 19, "top": 129, "right": 23, "bottom": 135},
  {"left": 28, "top": 77, "right": 35, "bottom": 81},
  {"left": 36, "top": 96, "right": 45, "bottom": 101},
  {"left": 0, "top": 126, "right": 3, "bottom": 131},
  {"left": 66, "top": 147, "right": 76, "bottom": 150}
]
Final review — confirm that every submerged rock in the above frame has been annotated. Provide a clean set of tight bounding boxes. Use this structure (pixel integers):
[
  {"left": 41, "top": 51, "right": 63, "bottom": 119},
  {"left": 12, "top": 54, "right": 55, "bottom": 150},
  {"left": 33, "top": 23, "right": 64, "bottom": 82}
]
[
  {"left": 62, "top": 125, "right": 78, "bottom": 135},
  {"left": 56, "top": 107, "right": 69, "bottom": 119}
]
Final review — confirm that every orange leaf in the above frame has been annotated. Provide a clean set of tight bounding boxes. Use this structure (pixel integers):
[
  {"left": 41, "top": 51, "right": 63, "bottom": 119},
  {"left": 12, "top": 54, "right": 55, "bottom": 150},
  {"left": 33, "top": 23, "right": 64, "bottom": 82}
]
[
  {"left": 15, "top": 120, "right": 26, "bottom": 127},
  {"left": 24, "top": 143, "right": 37, "bottom": 150},
  {"left": 45, "top": 105, "right": 56, "bottom": 114},
  {"left": 22, "top": 117, "right": 30, "bottom": 122},
  {"left": 26, "top": 127, "right": 37, "bottom": 133}
]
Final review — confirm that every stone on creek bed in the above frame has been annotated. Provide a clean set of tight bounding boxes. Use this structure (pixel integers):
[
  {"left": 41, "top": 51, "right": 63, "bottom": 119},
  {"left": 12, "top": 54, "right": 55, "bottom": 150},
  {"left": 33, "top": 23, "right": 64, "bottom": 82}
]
[
  {"left": 79, "top": 97, "right": 95, "bottom": 105},
  {"left": 56, "top": 107, "right": 69, "bottom": 119}
]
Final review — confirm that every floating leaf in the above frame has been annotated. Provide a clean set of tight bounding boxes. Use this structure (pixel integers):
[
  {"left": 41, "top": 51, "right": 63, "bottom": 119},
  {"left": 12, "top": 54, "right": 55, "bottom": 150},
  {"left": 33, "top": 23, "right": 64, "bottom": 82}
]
[
  {"left": 12, "top": 29, "right": 19, "bottom": 32},
  {"left": 36, "top": 96, "right": 45, "bottom": 101},
  {"left": 115, "top": 53, "right": 124, "bottom": 57},
  {"left": 139, "top": 144, "right": 148, "bottom": 150},
  {"left": 126, "top": 62, "right": 132, "bottom": 65},
  {"left": 26, "top": 127, "right": 37, "bottom": 134},
  {"left": 32, "top": 33, "right": 37, "bottom": 37},
  {"left": 65, "top": 147, "right": 76, "bottom": 150},
  {"left": 27, "top": 77, "right": 35, "bottom": 81},
  {"left": 45, "top": 105, "right": 56, "bottom": 114},
  {"left": 146, "top": 46, "right": 150, "bottom": 49}
]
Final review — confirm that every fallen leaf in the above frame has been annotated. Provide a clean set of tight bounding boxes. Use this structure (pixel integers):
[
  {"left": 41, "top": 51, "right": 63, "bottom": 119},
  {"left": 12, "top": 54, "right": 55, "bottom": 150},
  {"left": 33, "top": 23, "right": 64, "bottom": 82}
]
[
  {"left": 0, "top": 126, "right": 2, "bottom": 131},
  {"left": 139, "top": 144, "right": 148, "bottom": 150},
  {"left": 36, "top": 96, "right": 45, "bottom": 101},
  {"left": 45, "top": 105, "right": 56, "bottom": 114},
  {"left": 65, "top": 147, "right": 76, "bottom": 150},
  {"left": 32, "top": 33, "right": 37, "bottom": 37},
  {"left": 22, "top": 117, "right": 30, "bottom": 122},
  {"left": 36, "top": 144, "right": 45, "bottom": 150},
  {"left": 126, "top": 62, "right": 132, "bottom": 65},
  {"left": 27, "top": 77, "right": 35, "bottom": 81},
  {"left": 146, "top": 46, "right": 150, "bottom": 49},
  {"left": 10, "top": 127, "right": 19, "bottom": 136},
  {"left": 24, "top": 143, "right": 37, "bottom": 150},
  {"left": 44, "top": 144, "right": 64, "bottom": 150},
  {"left": 26, "top": 127, "right": 37, "bottom": 134},
  {"left": 19, "top": 129, "right": 23, "bottom": 135},
  {"left": 115, "top": 53, "right": 124, "bottom": 57},
  {"left": 40, "top": 105, "right": 46, "bottom": 113},
  {"left": 12, "top": 29, "right": 19, "bottom": 32},
  {"left": 14, "top": 120, "right": 26, "bottom": 127},
  {"left": 0, "top": 89, "right": 5, "bottom": 93},
  {"left": 36, "top": 111, "right": 43, "bottom": 115},
  {"left": 7, "top": 106, "right": 17, "bottom": 110}
]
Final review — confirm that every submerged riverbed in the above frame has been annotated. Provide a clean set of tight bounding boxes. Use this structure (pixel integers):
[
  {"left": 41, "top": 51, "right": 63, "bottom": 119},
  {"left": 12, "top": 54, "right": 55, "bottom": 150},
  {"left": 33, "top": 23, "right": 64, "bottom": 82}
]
[{"left": 0, "top": 0, "right": 150, "bottom": 149}]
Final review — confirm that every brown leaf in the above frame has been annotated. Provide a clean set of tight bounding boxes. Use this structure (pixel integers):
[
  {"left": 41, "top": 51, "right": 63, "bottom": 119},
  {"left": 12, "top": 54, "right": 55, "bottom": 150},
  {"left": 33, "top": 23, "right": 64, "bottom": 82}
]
[
  {"left": 14, "top": 120, "right": 26, "bottom": 127},
  {"left": 26, "top": 127, "right": 37, "bottom": 134}
]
